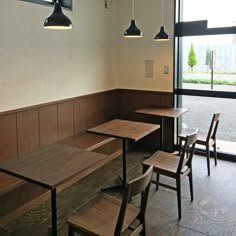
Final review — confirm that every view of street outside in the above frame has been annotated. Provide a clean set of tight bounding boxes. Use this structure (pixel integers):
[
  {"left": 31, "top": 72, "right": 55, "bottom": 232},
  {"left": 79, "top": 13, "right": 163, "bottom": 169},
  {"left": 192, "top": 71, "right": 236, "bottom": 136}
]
[
  {"left": 177, "top": 0, "right": 236, "bottom": 154},
  {"left": 181, "top": 92, "right": 236, "bottom": 142},
  {"left": 179, "top": 36, "right": 236, "bottom": 153}
]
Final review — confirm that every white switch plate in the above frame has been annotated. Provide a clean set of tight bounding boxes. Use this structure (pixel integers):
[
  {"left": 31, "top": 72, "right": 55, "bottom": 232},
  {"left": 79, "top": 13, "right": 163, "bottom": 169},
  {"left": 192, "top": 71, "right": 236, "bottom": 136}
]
[
  {"left": 164, "top": 65, "right": 169, "bottom": 74},
  {"left": 104, "top": 0, "right": 112, "bottom": 9}
]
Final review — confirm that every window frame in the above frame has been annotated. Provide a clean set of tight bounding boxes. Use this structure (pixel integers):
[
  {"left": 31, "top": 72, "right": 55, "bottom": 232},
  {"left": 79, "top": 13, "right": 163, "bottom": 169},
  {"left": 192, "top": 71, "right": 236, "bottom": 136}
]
[
  {"left": 174, "top": 0, "right": 236, "bottom": 99},
  {"left": 174, "top": 0, "right": 236, "bottom": 159}
]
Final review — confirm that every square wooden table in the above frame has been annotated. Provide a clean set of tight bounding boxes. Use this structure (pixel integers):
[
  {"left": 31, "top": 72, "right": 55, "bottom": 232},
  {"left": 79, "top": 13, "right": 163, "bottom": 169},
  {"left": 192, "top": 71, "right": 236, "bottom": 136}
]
[
  {"left": 88, "top": 119, "right": 160, "bottom": 191},
  {"left": 0, "top": 144, "right": 107, "bottom": 236},
  {"left": 135, "top": 107, "right": 188, "bottom": 150}
]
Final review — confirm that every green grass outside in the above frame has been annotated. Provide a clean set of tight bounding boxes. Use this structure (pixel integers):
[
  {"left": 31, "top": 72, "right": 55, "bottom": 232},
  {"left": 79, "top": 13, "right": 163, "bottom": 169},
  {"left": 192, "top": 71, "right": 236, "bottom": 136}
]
[
  {"left": 183, "top": 78, "right": 236, "bottom": 85},
  {"left": 184, "top": 71, "right": 236, "bottom": 75}
]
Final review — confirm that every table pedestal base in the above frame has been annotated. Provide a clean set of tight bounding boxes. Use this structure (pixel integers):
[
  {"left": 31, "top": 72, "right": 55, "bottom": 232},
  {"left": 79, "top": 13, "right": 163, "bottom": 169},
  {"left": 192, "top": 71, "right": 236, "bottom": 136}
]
[{"left": 101, "top": 175, "right": 125, "bottom": 192}]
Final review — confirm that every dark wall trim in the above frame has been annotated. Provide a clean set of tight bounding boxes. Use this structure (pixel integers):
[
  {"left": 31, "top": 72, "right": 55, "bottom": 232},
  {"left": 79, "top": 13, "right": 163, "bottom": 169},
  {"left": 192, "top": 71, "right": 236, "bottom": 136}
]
[{"left": 175, "top": 89, "right": 236, "bottom": 99}]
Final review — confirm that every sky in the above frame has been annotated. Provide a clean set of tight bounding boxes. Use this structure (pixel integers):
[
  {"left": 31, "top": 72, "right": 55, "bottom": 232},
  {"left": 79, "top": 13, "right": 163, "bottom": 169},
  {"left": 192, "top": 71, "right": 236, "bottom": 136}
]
[
  {"left": 183, "top": 0, "right": 236, "bottom": 27},
  {"left": 182, "top": 0, "right": 236, "bottom": 45}
]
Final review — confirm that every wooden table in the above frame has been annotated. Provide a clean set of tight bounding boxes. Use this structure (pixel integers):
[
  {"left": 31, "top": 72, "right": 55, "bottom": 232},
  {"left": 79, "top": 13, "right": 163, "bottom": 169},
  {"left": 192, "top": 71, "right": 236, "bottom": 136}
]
[
  {"left": 0, "top": 144, "right": 107, "bottom": 236},
  {"left": 135, "top": 107, "right": 188, "bottom": 150},
  {"left": 88, "top": 119, "right": 160, "bottom": 191}
]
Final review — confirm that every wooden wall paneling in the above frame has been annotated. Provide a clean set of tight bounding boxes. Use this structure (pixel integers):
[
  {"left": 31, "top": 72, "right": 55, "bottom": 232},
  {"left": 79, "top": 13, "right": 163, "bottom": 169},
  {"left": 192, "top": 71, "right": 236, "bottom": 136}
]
[
  {"left": 58, "top": 101, "right": 74, "bottom": 140},
  {"left": 98, "top": 93, "right": 107, "bottom": 124},
  {"left": 17, "top": 109, "right": 39, "bottom": 155},
  {"left": 145, "top": 92, "right": 162, "bottom": 107},
  {"left": 39, "top": 105, "right": 58, "bottom": 147},
  {"left": 87, "top": 95, "right": 100, "bottom": 129},
  {"left": 119, "top": 89, "right": 174, "bottom": 151},
  {"left": 0, "top": 114, "right": 17, "bottom": 161},
  {"left": 98, "top": 91, "right": 118, "bottom": 124},
  {"left": 119, "top": 90, "right": 136, "bottom": 120},
  {"left": 110, "top": 90, "right": 120, "bottom": 119},
  {"left": 74, "top": 97, "right": 88, "bottom": 134},
  {"left": 160, "top": 93, "right": 174, "bottom": 107}
]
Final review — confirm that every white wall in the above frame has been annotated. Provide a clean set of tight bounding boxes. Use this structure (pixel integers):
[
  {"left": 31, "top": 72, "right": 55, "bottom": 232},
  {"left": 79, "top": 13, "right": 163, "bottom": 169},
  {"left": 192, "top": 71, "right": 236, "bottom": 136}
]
[
  {"left": 0, "top": 0, "right": 118, "bottom": 112},
  {"left": 0, "top": 0, "right": 174, "bottom": 112},
  {"left": 116, "top": 0, "right": 174, "bottom": 92}
]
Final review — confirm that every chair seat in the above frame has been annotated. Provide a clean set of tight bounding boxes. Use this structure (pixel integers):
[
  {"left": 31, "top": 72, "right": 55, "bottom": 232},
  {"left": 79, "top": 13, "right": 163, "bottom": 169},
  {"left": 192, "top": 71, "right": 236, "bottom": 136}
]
[
  {"left": 179, "top": 128, "right": 215, "bottom": 146},
  {"left": 66, "top": 193, "right": 139, "bottom": 236},
  {"left": 142, "top": 151, "right": 188, "bottom": 176}
]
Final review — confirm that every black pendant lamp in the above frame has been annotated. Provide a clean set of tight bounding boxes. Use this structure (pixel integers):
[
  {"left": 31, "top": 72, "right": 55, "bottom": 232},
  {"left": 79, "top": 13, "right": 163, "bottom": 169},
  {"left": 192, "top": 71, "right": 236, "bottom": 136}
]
[
  {"left": 124, "top": 0, "right": 142, "bottom": 38},
  {"left": 44, "top": 0, "right": 73, "bottom": 30},
  {"left": 154, "top": 0, "right": 170, "bottom": 41}
]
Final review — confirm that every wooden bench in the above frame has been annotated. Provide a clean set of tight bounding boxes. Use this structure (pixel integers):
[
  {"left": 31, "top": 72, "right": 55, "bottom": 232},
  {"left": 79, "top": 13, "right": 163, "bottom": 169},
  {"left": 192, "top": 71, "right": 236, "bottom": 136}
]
[
  {"left": 0, "top": 132, "right": 122, "bottom": 226},
  {"left": 59, "top": 132, "right": 122, "bottom": 155}
]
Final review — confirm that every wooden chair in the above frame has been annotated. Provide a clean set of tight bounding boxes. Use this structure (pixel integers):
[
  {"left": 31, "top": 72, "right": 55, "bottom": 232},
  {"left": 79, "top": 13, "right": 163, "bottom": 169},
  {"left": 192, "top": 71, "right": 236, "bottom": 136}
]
[
  {"left": 66, "top": 165, "right": 153, "bottom": 236},
  {"left": 142, "top": 129, "right": 198, "bottom": 220},
  {"left": 179, "top": 112, "right": 221, "bottom": 176}
]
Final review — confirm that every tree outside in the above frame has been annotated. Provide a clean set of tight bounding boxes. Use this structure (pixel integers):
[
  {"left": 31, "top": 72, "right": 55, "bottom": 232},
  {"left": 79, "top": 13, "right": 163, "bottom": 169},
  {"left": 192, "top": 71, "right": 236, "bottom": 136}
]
[
  {"left": 188, "top": 43, "right": 197, "bottom": 72},
  {"left": 205, "top": 47, "right": 212, "bottom": 73}
]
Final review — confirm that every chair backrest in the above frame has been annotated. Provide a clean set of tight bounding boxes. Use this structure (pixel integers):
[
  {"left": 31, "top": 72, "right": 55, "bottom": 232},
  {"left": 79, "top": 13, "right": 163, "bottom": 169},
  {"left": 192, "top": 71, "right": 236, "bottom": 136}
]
[
  {"left": 206, "top": 112, "right": 221, "bottom": 142},
  {"left": 114, "top": 165, "right": 153, "bottom": 236},
  {"left": 177, "top": 128, "right": 199, "bottom": 174}
]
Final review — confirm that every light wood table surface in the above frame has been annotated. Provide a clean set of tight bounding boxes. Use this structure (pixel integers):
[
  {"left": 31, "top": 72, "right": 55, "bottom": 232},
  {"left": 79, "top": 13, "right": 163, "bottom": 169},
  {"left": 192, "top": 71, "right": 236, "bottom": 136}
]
[
  {"left": 135, "top": 107, "right": 188, "bottom": 150},
  {"left": 88, "top": 119, "right": 160, "bottom": 191}
]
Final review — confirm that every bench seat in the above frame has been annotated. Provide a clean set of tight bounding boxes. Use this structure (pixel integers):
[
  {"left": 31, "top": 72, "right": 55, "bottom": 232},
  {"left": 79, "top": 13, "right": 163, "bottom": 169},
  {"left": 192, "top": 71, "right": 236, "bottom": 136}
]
[{"left": 60, "top": 132, "right": 116, "bottom": 151}]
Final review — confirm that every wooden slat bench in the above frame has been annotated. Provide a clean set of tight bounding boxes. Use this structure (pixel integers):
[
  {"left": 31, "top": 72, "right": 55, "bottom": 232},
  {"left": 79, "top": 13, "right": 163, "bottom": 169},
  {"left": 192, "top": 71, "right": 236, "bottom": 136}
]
[
  {"left": 0, "top": 132, "right": 122, "bottom": 226},
  {"left": 59, "top": 132, "right": 122, "bottom": 156}
]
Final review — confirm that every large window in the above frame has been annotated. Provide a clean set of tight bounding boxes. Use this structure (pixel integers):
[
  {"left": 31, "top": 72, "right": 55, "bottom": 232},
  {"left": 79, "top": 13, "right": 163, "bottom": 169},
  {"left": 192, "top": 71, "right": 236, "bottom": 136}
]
[
  {"left": 19, "top": 0, "right": 72, "bottom": 10},
  {"left": 180, "top": 35, "right": 236, "bottom": 92},
  {"left": 175, "top": 0, "right": 236, "bottom": 157}
]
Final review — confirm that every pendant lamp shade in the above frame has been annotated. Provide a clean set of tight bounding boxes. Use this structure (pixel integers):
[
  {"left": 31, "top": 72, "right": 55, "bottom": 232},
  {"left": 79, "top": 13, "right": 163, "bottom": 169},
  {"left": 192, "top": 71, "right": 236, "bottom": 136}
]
[
  {"left": 154, "top": 26, "right": 169, "bottom": 41},
  {"left": 44, "top": 0, "right": 72, "bottom": 30},
  {"left": 124, "top": 20, "right": 142, "bottom": 38},
  {"left": 154, "top": 0, "right": 170, "bottom": 41},
  {"left": 124, "top": 0, "right": 142, "bottom": 38}
]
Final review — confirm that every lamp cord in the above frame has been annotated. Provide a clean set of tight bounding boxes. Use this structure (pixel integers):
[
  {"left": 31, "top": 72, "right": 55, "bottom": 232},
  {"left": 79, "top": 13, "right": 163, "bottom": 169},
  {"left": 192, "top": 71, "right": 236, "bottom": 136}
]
[
  {"left": 161, "top": 0, "right": 164, "bottom": 25},
  {"left": 132, "top": 0, "right": 135, "bottom": 20}
]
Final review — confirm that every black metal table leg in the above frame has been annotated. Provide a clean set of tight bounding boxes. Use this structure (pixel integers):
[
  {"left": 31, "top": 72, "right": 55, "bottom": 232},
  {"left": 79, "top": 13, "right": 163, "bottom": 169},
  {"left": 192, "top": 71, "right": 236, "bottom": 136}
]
[
  {"left": 101, "top": 139, "right": 127, "bottom": 192},
  {"left": 160, "top": 117, "right": 164, "bottom": 150},
  {"left": 51, "top": 188, "right": 57, "bottom": 236}
]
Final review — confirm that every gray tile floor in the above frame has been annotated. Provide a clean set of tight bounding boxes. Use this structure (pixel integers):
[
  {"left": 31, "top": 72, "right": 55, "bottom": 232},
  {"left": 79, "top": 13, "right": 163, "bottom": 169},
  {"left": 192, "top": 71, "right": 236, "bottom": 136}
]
[{"left": 1, "top": 148, "right": 236, "bottom": 236}]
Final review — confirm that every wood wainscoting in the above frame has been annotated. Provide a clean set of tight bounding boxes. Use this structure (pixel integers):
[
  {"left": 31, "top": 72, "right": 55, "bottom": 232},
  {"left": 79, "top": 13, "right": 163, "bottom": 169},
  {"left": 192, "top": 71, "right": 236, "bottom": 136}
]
[
  {"left": 0, "top": 88, "right": 173, "bottom": 228},
  {"left": 0, "top": 90, "right": 120, "bottom": 160},
  {"left": 0, "top": 89, "right": 120, "bottom": 225},
  {"left": 119, "top": 89, "right": 174, "bottom": 152},
  {"left": 0, "top": 88, "right": 173, "bottom": 162}
]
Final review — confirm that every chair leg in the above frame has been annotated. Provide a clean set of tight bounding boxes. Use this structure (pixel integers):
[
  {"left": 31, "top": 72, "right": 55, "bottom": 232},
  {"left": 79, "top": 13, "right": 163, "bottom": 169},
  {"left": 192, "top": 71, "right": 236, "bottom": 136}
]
[
  {"left": 206, "top": 145, "right": 211, "bottom": 176},
  {"left": 156, "top": 173, "right": 159, "bottom": 191},
  {"left": 188, "top": 170, "right": 194, "bottom": 201},
  {"left": 140, "top": 218, "right": 146, "bottom": 236},
  {"left": 176, "top": 178, "right": 182, "bottom": 220},
  {"left": 179, "top": 137, "right": 183, "bottom": 156},
  {"left": 213, "top": 142, "right": 217, "bottom": 166},
  {"left": 68, "top": 225, "right": 74, "bottom": 236}
]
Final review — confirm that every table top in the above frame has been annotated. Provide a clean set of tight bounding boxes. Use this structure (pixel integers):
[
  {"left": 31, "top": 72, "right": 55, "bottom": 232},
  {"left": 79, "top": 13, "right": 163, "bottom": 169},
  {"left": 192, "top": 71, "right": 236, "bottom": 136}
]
[
  {"left": 0, "top": 144, "right": 107, "bottom": 189},
  {"left": 88, "top": 119, "right": 160, "bottom": 142},
  {"left": 135, "top": 107, "right": 188, "bottom": 118}
]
